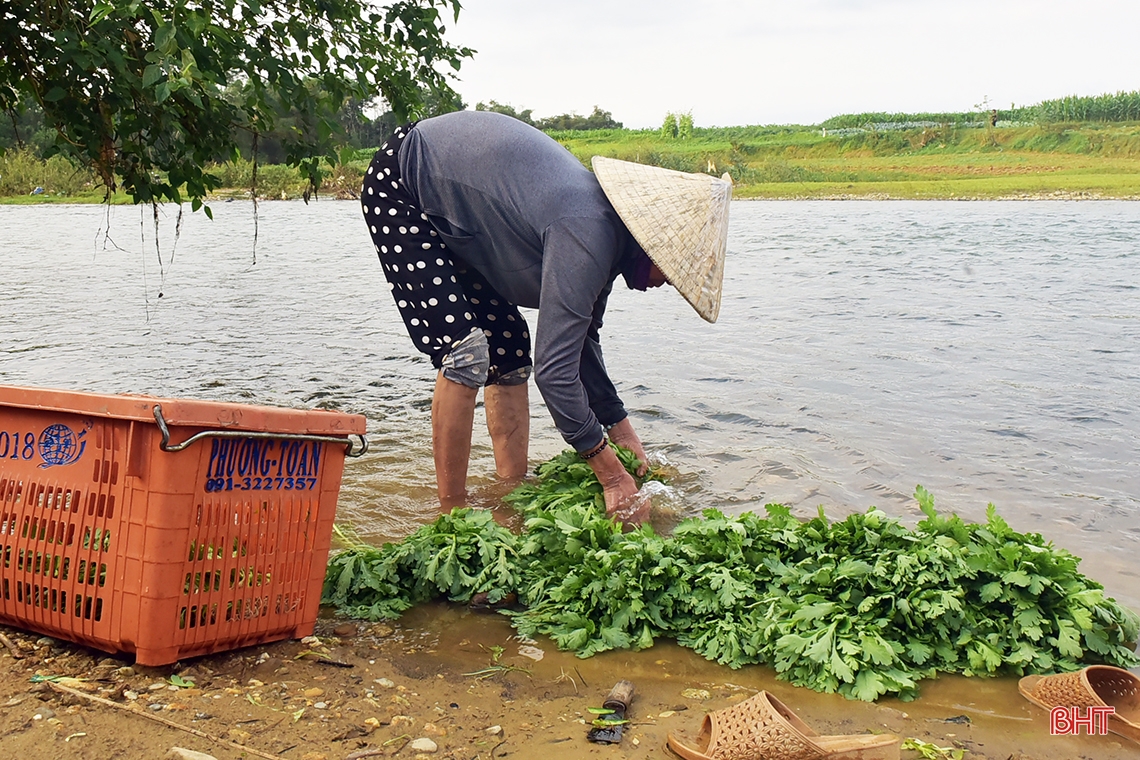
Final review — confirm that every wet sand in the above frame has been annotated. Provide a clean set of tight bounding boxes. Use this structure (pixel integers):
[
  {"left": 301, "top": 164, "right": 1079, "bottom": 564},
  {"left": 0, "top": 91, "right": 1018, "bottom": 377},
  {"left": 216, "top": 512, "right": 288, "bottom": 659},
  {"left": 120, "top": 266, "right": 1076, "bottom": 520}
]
[{"left": 1, "top": 605, "right": 1135, "bottom": 760}]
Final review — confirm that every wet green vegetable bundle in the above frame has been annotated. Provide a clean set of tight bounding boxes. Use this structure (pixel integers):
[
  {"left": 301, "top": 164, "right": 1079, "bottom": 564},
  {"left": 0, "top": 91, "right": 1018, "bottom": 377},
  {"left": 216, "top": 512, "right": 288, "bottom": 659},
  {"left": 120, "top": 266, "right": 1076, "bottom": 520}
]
[{"left": 323, "top": 448, "right": 1140, "bottom": 701}]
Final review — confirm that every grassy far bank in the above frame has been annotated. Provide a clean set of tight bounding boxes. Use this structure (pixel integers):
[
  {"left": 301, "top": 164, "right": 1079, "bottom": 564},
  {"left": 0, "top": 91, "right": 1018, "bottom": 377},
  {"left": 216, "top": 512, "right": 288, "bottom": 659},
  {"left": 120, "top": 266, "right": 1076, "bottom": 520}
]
[
  {"left": 3, "top": 121, "right": 1140, "bottom": 203},
  {"left": 733, "top": 154, "right": 1140, "bottom": 200},
  {"left": 554, "top": 121, "right": 1140, "bottom": 199}
]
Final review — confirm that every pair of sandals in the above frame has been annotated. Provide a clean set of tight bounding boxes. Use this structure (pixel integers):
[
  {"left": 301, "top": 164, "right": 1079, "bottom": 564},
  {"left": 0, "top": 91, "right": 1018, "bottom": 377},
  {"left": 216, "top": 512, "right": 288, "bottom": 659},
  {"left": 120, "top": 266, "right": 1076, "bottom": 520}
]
[{"left": 666, "top": 666, "right": 1140, "bottom": 760}]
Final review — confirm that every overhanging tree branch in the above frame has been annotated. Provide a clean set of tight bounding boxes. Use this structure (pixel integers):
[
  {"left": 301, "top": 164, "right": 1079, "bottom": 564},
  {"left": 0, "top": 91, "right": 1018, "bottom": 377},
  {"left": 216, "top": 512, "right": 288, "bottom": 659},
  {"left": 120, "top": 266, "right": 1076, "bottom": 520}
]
[{"left": 0, "top": 0, "right": 473, "bottom": 207}]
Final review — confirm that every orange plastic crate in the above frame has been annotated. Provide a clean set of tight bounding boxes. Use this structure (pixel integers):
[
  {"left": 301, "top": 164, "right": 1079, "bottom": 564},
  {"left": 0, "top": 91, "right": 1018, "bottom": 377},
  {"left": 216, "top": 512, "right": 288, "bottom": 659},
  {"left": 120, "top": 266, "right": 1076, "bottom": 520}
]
[{"left": 0, "top": 385, "right": 367, "bottom": 666}]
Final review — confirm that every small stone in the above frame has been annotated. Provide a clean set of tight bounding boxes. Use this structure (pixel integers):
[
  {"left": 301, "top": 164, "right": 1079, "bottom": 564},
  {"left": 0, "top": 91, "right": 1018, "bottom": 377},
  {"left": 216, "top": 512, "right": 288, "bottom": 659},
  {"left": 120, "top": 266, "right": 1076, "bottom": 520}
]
[
  {"left": 681, "top": 689, "right": 711, "bottom": 700},
  {"left": 374, "top": 678, "right": 395, "bottom": 688},
  {"left": 303, "top": 687, "right": 324, "bottom": 698},
  {"left": 165, "top": 748, "right": 219, "bottom": 760},
  {"left": 333, "top": 623, "right": 357, "bottom": 637},
  {"left": 246, "top": 679, "right": 264, "bottom": 688},
  {"left": 408, "top": 738, "right": 438, "bottom": 753},
  {"left": 300, "top": 636, "right": 321, "bottom": 646},
  {"left": 364, "top": 717, "right": 381, "bottom": 728},
  {"left": 390, "top": 715, "right": 415, "bottom": 728},
  {"left": 148, "top": 682, "right": 168, "bottom": 691},
  {"left": 300, "top": 753, "right": 327, "bottom": 760},
  {"left": 632, "top": 737, "right": 641, "bottom": 747},
  {"left": 124, "top": 690, "right": 139, "bottom": 700},
  {"left": 165, "top": 703, "right": 191, "bottom": 711},
  {"left": 878, "top": 707, "right": 909, "bottom": 720},
  {"left": 32, "top": 708, "right": 55, "bottom": 721},
  {"left": 658, "top": 711, "right": 675, "bottom": 718},
  {"left": 314, "top": 701, "right": 328, "bottom": 710},
  {"left": 116, "top": 667, "right": 135, "bottom": 678},
  {"left": 36, "top": 637, "right": 56, "bottom": 647},
  {"left": 422, "top": 722, "right": 446, "bottom": 736},
  {"left": 369, "top": 624, "right": 394, "bottom": 638},
  {"left": 485, "top": 725, "right": 503, "bottom": 736},
  {"left": 227, "top": 728, "right": 251, "bottom": 745},
  {"left": 517, "top": 645, "right": 544, "bottom": 661},
  {"left": 148, "top": 703, "right": 166, "bottom": 711}
]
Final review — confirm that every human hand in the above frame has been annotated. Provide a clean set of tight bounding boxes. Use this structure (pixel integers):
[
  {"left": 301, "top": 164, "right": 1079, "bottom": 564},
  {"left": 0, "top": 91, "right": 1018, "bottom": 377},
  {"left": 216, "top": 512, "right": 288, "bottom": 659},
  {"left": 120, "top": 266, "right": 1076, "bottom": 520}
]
[
  {"left": 602, "top": 471, "right": 641, "bottom": 522},
  {"left": 605, "top": 418, "right": 649, "bottom": 477},
  {"left": 585, "top": 444, "right": 647, "bottom": 528},
  {"left": 608, "top": 485, "right": 651, "bottom": 529}
]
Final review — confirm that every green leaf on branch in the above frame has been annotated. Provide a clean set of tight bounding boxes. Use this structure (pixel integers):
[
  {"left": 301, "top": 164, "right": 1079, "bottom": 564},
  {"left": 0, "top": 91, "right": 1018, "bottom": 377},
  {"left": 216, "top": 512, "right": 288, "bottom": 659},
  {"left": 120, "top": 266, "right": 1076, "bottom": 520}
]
[{"left": 5, "top": 0, "right": 474, "bottom": 206}]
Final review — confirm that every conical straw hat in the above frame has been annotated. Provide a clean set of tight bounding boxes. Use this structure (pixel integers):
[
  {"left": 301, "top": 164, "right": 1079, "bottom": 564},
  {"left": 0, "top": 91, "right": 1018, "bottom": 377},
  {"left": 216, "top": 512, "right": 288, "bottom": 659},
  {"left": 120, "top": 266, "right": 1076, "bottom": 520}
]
[{"left": 592, "top": 156, "right": 732, "bottom": 323}]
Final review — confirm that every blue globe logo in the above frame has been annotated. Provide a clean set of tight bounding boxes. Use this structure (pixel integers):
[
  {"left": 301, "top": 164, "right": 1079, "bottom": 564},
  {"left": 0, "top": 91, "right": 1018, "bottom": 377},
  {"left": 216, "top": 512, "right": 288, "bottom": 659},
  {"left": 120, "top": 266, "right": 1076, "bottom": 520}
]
[{"left": 39, "top": 424, "right": 86, "bottom": 467}]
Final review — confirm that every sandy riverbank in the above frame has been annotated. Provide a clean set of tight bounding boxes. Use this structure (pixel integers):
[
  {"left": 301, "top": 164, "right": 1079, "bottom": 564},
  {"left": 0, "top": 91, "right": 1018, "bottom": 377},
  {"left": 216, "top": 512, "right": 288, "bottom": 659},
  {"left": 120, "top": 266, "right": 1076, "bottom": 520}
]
[{"left": 1, "top": 605, "right": 1135, "bottom": 760}]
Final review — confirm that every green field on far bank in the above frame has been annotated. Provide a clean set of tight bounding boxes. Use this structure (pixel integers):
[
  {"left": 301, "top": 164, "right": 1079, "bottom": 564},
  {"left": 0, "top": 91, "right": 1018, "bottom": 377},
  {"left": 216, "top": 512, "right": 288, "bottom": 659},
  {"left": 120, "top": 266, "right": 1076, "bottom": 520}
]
[
  {"left": 554, "top": 121, "right": 1140, "bottom": 199},
  {"left": 4, "top": 121, "right": 1139, "bottom": 203}
]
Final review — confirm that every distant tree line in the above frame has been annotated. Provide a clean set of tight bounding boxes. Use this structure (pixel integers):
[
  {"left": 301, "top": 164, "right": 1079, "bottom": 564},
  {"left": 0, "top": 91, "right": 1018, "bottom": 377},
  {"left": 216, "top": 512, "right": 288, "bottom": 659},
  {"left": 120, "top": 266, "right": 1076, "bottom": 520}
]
[
  {"left": 2, "top": 93, "right": 623, "bottom": 160},
  {"left": 821, "top": 90, "right": 1140, "bottom": 130},
  {"left": 0, "top": 86, "right": 468, "bottom": 163},
  {"left": 12, "top": 78, "right": 1135, "bottom": 171},
  {"left": 1030, "top": 91, "right": 1140, "bottom": 123},
  {"left": 473, "top": 102, "right": 623, "bottom": 131}
]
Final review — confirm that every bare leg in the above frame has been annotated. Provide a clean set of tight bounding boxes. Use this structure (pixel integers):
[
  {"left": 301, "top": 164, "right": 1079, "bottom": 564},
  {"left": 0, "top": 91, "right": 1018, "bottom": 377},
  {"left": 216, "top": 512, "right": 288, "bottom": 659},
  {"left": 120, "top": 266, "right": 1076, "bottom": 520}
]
[
  {"left": 432, "top": 372, "right": 478, "bottom": 509},
  {"left": 484, "top": 381, "right": 530, "bottom": 482}
]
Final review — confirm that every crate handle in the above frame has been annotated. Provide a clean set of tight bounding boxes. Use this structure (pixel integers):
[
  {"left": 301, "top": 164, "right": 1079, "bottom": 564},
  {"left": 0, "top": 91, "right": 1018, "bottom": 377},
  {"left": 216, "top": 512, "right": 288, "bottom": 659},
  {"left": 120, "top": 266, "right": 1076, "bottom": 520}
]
[{"left": 152, "top": 405, "right": 369, "bottom": 457}]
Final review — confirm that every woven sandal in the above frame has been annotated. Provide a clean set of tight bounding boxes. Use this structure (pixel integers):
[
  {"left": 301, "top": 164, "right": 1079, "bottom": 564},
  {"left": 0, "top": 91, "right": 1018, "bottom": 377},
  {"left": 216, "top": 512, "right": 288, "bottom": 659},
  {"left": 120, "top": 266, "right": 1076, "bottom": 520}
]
[
  {"left": 666, "top": 691, "right": 900, "bottom": 760},
  {"left": 1018, "top": 665, "right": 1140, "bottom": 745}
]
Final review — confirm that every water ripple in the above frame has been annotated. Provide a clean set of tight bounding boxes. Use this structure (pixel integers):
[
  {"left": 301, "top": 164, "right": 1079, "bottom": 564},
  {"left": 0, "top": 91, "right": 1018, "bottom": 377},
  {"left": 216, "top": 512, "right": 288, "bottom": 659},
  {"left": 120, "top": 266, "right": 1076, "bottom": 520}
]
[{"left": 2, "top": 200, "right": 1139, "bottom": 607}]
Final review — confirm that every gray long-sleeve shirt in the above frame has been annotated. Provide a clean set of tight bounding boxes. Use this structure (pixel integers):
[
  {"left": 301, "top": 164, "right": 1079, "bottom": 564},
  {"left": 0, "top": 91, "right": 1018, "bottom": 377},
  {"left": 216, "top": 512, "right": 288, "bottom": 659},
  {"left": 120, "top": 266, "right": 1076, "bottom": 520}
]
[{"left": 398, "top": 111, "right": 641, "bottom": 451}]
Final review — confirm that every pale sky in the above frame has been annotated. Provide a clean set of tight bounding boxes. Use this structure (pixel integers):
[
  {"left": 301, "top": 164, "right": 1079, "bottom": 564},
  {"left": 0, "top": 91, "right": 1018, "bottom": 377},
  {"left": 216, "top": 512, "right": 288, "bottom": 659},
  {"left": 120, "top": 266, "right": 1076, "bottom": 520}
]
[{"left": 443, "top": 0, "right": 1140, "bottom": 129}]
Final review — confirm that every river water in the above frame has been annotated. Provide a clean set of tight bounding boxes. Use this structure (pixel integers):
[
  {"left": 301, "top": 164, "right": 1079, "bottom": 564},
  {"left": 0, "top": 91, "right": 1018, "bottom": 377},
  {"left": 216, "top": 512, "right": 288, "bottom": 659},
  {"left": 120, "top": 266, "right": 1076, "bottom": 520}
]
[{"left": 2, "top": 200, "right": 1138, "bottom": 610}]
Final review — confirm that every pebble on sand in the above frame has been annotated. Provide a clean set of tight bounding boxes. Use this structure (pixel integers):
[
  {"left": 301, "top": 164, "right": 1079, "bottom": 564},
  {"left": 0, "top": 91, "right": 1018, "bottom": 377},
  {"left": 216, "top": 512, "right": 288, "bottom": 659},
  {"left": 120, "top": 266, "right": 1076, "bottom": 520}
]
[
  {"left": 165, "top": 748, "right": 219, "bottom": 760},
  {"left": 409, "top": 737, "right": 438, "bottom": 753}
]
